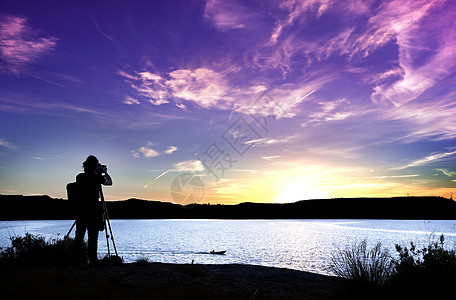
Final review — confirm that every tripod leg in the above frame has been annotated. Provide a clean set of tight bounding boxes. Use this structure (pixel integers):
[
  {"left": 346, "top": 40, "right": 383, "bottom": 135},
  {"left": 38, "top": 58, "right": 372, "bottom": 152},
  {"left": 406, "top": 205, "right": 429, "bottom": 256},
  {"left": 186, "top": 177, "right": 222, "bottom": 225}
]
[
  {"left": 100, "top": 185, "right": 119, "bottom": 265},
  {"left": 65, "top": 220, "right": 76, "bottom": 239},
  {"left": 106, "top": 217, "right": 118, "bottom": 256},
  {"left": 104, "top": 212, "right": 111, "bottom": 264},
  {"left": 103, "top": 206, "right": 118, "bottom": 256},
  {"left": 100, "top": 188, "right": 112, "bottom": 266}
]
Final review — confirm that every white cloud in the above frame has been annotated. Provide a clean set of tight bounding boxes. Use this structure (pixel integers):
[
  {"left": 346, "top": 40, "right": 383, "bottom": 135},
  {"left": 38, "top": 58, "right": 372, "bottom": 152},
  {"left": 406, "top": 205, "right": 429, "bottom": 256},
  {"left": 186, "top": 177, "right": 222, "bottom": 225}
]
[
  {"left": 120, "top": 70, "right": 168, "bottom": 106},
  {"left": 262, "top": 156, "right": 280, "bottom": 161},
  {"left": 175, "top": 103, "right": 187, "bottom": 110},
  {"left": 132, "top": 143, "right": 178, "bottom": 158},
  {"left": 137, "top": 146, "right": 159, "bottom": 158},
  {"left": 137, "top": 72, "right": 161, "bottom": 81},
  {"left": 122, "top": 96, "right": 140, "bottom": 105},
  {"left": 164, "top": 146, "right": 178, "bottom": 154},
  {"left": 173, "top": 160, "right": 204, "bottom": 172}
]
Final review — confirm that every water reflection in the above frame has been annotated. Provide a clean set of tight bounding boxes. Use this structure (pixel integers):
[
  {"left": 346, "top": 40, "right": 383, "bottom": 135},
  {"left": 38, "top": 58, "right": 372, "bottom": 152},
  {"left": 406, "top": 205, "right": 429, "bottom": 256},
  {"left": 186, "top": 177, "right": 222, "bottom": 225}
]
[{"left": 1, "top": 219, "right": 456, "bottom": 275}]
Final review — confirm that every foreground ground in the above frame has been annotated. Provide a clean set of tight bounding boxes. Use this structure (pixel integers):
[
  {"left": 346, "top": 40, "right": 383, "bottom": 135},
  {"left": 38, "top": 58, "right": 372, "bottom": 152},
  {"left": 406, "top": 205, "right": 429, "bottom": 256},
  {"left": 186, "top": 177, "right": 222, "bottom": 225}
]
[{"left": 0, "top": 262, "right": 350, "bottom": 299}]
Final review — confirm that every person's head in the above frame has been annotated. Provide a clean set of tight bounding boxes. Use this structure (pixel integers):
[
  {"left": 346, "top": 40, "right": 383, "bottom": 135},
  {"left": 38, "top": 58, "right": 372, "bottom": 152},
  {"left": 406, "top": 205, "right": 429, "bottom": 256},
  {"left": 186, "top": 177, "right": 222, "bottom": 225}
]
[{"left": 83, "top": 155, "right": 99, "bottom": 173}]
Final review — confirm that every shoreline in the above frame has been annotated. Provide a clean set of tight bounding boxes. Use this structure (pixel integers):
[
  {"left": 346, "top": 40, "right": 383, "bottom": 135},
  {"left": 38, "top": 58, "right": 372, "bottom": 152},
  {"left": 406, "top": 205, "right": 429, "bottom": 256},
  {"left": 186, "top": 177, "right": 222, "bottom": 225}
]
[{"left": 0, "top": 262, "right": 345, "bottom": 299}]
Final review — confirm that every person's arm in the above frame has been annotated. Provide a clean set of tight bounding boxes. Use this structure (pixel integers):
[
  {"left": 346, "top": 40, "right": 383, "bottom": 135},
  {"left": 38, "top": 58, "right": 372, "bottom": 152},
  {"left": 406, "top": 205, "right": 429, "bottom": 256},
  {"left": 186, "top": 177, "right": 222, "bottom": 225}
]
[
  {"left": 101, "top": 165, "right": 112, "bottom": 185},
  {"left": 103, "top": 173, "right": 112, "bottom": 185}
]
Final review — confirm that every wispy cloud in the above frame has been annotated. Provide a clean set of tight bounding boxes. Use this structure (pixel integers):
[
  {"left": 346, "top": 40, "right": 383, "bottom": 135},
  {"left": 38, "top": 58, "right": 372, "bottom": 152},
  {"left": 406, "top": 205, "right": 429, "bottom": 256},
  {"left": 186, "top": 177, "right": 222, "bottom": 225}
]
[
  {"left": 149, "top": 159, "right": 204, "bottom": 184},
  {"left": 244, "top": 136, "right": 296, "bottom": 147},
  {"left": 0, "top": 138, "right": 19, "bottom": 150},
  {"left": 301, "top": 98, "right": 356, "bottom": 126},
  {"left": 152, "top": 169, "right": 171, "bottom": 181},
  {"left": 375, "top": 90, "right": 456, "bottom": 143},
  {"left": 370, "top": 174, "right": 420, "bottom": 179},
  {"left": 0, "top": 15, "right": 57, "bottom": 75},
  {"left": 395, "top": 149, "right": 456, "bottom": 169},
  {"left": 31, "top": 155, "right": 63, "bottom": 160},
  {"left": 166, "top": 68, "right": 232, "bottom": 108},
  {"left": 436, "top": 169, "right": 456, "bottom": 177},
  {"left": 267, "top": 0, "right": 333, "bottom": 46},
  {"left": 0, "top": 95, "right": 102, "bottom": 116},
  {"left": 369, "top": 0, "right": 456, "bottom": 107},
  {"left": 119, "top": 68, "right": 232, "bottom": 108},
  {"left": 120, "top": 65, "right": 322, "bottom": 119},
  {"left": 119, "top": 70, "right": 169, "bottom": 106},
  {"left": 89, "top": 14, "right": 124, "bottom": 52},
  {"left": 252, "top": 0, "right": 454, "bottom": 111}
]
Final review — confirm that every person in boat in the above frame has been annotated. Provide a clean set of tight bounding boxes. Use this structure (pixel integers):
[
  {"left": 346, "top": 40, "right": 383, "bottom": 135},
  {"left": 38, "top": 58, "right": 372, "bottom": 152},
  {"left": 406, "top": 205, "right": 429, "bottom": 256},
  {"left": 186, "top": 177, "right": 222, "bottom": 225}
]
[{"left": 73, "top": 155, "right": 112, "bottom": 265}]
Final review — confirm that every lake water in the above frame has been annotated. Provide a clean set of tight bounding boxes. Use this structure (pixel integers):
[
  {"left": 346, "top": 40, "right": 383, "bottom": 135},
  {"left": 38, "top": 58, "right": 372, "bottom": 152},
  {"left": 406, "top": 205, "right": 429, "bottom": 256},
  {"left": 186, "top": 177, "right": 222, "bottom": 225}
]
[{"left": 1, "top": 219, "right": 456, "bottom": 275}]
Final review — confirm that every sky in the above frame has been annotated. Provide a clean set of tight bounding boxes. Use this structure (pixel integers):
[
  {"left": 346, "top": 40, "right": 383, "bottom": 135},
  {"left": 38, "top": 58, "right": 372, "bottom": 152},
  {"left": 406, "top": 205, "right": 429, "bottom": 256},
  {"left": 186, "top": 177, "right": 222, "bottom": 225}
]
[{"left": 1, "top": 0, "right": 455, "bottom": 204}]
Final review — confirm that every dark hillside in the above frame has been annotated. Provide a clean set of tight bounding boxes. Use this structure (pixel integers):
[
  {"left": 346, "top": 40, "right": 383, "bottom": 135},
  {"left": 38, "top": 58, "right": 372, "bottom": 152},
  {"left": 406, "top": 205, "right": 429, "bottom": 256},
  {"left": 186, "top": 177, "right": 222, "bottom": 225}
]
[{"left": 1, "top": 195, "right": 455, "bottom": 220}]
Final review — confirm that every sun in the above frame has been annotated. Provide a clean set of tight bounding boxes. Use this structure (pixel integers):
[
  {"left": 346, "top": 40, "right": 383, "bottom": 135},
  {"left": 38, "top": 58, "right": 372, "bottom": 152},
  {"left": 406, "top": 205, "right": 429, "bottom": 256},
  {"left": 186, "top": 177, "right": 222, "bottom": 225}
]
[{"left": 275, "top": 180, "right": 330, "bottom": 203}]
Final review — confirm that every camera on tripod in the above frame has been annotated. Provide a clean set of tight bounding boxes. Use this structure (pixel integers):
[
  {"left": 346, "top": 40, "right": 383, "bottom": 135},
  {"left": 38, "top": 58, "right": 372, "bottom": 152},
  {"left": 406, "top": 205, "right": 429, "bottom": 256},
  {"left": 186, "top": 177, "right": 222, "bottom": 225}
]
[{"left": 96, "top": 164, "right": 107, "bottom": 175}]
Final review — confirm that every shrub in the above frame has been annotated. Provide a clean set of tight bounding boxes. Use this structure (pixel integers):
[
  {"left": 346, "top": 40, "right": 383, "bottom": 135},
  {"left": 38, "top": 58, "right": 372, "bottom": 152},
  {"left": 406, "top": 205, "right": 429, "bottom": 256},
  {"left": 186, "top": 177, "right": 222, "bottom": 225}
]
[
  {"left": 330, "top": 239, "right": 393, "bottom": 285},
  {"left": 391, "top": 234, "right": 456, "bottom": 297},
  {"left": 0, "top": 233, "right": 86, "bottom": 267},
  {"left": 99, "top": 254, "right": 124, "bottom": 267}
]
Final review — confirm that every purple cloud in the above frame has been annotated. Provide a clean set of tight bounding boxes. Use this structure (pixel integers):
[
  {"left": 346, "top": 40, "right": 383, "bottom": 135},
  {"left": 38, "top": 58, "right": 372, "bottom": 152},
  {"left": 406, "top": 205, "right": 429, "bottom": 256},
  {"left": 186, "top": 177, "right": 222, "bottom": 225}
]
[
  {"left": 0, "top": 15, "right": 57, "bottom": 75},
  {"left": 204, "top": 0, "right": 256, "bottom": 31}
]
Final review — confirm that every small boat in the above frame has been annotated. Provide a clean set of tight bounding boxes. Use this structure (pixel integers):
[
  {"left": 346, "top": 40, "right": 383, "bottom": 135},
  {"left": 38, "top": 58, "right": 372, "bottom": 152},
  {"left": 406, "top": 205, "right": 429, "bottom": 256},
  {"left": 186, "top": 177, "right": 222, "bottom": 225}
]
[{"left": 210, "top": 250, "right": 226, "bottom": 255}]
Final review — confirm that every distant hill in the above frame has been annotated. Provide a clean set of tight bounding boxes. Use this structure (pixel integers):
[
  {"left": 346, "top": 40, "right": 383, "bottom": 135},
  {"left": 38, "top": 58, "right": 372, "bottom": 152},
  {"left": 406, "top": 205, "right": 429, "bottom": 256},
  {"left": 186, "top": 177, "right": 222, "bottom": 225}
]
[{"left": 1, "top": 195, "right": 455, "bottom": 220}]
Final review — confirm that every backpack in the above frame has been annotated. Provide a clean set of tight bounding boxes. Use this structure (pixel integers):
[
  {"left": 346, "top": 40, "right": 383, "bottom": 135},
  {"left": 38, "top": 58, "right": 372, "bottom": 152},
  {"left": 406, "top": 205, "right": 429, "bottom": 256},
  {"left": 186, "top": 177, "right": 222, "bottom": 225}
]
[
  {"left": 67, "top": 182, "right": 82, "bottom": 215},
  {"left": 66, "top": 182, "right": 80, "bottom": 203},
  {"left": 66, "top": 181, "right": 105, "bottom": 231}
]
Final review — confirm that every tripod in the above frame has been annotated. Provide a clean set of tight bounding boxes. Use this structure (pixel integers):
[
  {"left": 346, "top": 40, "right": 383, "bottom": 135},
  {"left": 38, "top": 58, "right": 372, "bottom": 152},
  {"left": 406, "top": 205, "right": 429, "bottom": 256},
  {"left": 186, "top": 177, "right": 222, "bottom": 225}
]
[
  {"left": 65, "top": 186, "right": 118, "bottom": 263},
  {"left": 100, "top": 185, "right": 118, "bottom": 260}
]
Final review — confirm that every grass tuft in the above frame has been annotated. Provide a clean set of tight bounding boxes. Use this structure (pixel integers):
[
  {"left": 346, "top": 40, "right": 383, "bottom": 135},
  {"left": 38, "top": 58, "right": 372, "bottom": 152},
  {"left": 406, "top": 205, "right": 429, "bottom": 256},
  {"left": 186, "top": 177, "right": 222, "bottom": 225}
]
[
  {"left": 330, "top": 239, "right": 393, "bottom": 285},
  {"left": 135, "top": 255, "right": 150, "bottom": 266}
]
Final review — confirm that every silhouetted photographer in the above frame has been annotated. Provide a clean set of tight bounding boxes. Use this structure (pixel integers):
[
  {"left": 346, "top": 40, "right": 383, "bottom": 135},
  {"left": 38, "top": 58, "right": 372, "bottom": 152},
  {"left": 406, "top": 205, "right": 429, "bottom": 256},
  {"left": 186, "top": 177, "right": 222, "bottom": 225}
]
[{"left": 72, "top": 155, "right": 112, "bottom": 265}]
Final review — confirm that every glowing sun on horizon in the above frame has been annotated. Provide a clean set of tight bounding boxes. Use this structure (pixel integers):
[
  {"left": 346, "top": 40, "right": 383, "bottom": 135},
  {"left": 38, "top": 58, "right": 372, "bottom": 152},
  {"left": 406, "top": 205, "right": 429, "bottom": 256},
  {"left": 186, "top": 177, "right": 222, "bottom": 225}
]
[{"left": 275, "top": 181, "right": 330, "bottom": 203}]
